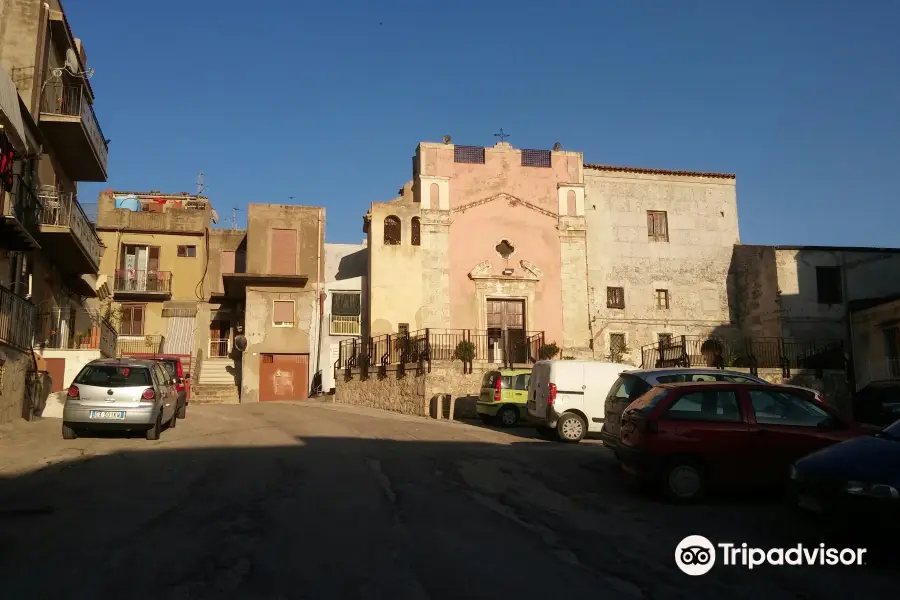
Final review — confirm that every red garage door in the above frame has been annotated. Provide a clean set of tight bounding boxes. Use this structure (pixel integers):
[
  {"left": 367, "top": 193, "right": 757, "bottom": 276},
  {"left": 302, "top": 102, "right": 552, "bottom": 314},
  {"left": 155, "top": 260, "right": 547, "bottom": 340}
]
[{"left": 259, "top": 354, "right": 309, "bottom": 401}]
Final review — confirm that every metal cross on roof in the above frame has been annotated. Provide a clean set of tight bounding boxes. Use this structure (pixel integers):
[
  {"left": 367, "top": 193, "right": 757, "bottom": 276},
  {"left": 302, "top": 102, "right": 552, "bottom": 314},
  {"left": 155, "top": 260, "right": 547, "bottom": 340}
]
[{"left": 494, "top": 128, "right": 510, "bottom": 143}]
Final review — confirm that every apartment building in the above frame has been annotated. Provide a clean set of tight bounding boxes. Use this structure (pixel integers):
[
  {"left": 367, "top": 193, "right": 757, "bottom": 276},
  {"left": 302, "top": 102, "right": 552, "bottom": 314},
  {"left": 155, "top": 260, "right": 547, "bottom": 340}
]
[
  {"left": 198, "top": 204, "right": 325, "bottom": 403},
  {"left": 0, "top": 1, "right": 111, "bottom": 423},
  {"left": 320, "top": 242, "right": 367, "bottom": 393},
  {"left": 92, "top": 190, "right": 215, "bottom": 362}
]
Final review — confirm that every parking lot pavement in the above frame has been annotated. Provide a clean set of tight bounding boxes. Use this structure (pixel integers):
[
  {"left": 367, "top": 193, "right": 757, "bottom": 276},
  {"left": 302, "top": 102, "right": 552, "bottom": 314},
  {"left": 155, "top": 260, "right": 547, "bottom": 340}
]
[{"left": 0, "top": 403, "right": 894, "bottom": 600}]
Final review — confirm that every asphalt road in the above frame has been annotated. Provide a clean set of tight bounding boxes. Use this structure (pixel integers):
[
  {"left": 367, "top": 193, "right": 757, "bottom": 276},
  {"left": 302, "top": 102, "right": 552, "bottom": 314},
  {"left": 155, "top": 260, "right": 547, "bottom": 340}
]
[{"left": 0, "top": 402, "right": 894, "bottom": 600}]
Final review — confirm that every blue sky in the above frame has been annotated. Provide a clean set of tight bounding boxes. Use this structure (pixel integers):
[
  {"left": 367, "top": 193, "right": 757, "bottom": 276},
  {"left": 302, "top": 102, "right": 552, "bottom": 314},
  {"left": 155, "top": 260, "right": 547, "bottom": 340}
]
[{"left": 69, "top": 0, "right": 899, "bottom": 246}]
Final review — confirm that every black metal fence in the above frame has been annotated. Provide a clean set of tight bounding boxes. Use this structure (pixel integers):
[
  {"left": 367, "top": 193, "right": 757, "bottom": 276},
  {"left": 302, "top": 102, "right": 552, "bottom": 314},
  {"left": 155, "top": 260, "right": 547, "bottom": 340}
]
[
  {"left": 0, "top": 286, "right": 36, "bottom": 351},
  {"left": 640, "top": 335, "right": 846, "bottom": 376},
  {"left": 336, "top": 329, "right": 547, "bottom": 374}
]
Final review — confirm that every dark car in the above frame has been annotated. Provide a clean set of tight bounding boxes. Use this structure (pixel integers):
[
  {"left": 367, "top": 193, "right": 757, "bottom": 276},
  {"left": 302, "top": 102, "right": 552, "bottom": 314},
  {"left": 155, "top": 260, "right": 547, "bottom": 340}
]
[
  {"left": 153, "top": 357, "right": 189, "bottom": 419},
  {"left": 616, "top": 381, "right": 870, "bottom": 503},
  {"left": 850, "top": 380, "right": 900, "bottom": 427},
  {"left": 788, "top": 418, "right": 900, "bottom": 529}
]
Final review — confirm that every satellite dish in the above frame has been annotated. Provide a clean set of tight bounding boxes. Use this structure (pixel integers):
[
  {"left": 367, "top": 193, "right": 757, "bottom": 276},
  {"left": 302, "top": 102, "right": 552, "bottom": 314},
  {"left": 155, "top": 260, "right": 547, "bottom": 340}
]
[
  {"left": 65, "top": 49, "right": 80, "bottom": 73},
  {"left": 234, "top": 335, "right": 248, "bottom": 352},
  {"left": 210, "top": 209, "right": 219, "bottom": 224}
]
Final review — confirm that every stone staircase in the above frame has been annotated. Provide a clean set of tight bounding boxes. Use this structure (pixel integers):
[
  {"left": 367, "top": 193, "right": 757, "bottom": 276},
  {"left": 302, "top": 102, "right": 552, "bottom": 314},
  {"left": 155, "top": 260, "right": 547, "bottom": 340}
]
[{"left": 191, "top": 358, "right": 240, "bottom": 404}]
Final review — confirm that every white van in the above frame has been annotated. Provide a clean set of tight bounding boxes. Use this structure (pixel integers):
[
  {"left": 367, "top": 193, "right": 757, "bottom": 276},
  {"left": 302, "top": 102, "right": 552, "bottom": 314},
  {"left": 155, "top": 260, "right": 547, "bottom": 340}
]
[{"left": 526, "top": 360, "right": 636, "bottom": 443}]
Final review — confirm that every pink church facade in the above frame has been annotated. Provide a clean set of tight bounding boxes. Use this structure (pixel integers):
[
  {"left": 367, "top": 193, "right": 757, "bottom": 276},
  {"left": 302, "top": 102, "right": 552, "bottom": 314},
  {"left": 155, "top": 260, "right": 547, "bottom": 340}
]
[{"left": 364, "top": 139, "right": 591, "bottom": 360}]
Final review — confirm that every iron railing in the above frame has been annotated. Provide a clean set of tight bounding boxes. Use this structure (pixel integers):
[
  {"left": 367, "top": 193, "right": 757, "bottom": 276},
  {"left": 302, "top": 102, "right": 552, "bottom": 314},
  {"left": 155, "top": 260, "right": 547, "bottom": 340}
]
[
  {"left": 113, "top": 269, "right": 173, "bottom": 294},
  {"left": 40, "top": 82, "right": 108, "bottom": 170},
  {"left": 0, "top": 286, "right": 36, "bottom": 351},
  {"left": 34, "top": 308, "right": 117, "bottom": 357},
  {"left": 639, "top": 335, "right": 846, "bottom": 376},
  {"left": 2, "top": 176, "right": 43, "bottom": 239},
  {"left": 36, "top": 188, "right": 102, "bottom": 267},
  {"left": 336, "top": 328, "right": 546, "bottom": 371},
  {"left": 209, "top": 339, "right": 229, "bottom": 358},
  {"left": 117, "top": 334, "right": 166, "bottom": 356},
  {"left": 330, "top": 315, "right": 361, "bottom": 336}
]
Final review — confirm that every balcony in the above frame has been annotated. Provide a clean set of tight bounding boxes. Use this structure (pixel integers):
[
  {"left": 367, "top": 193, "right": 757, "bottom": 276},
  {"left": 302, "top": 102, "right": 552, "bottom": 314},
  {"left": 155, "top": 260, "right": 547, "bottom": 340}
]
[
  {"left": 35, "top": 187, "right": 103, "bottom": 274},
  {"left": 0, "top": 285, "right": 36, "bottom": 352},
  {"left": 39, "top": 83, "right": 108, "bottom": 181},
  {"left": 113, "top": 270, "right": 173, "bottom": 299},
  {"left": 0, "top": 176, "right": 43, "bottom": 251},
  {"left": 117, "top": 334, "right": 166, "bottom": 357},
  {"left": 34, "top": 308, "right": 117, "bottom": 357},
  {"left": 93, "top": 192, "right": 212, "bottom": 233},
  {"left": 330, "top": 314, "right": 361, "bottom": 336}
]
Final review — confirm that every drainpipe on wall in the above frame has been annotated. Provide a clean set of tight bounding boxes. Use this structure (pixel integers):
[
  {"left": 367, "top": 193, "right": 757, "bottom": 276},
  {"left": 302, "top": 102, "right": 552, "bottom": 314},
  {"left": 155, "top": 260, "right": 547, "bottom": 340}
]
[{"left": 312, "top": 210, "right": 324, "bottom": 395}]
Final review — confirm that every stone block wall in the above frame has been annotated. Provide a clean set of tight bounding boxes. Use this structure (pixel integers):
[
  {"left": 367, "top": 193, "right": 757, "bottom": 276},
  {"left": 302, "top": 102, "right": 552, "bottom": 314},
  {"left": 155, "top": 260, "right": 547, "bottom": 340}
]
[
  {"left": 0, "top": 346, "right": 32, "bottom": 424},
  {"left": 333, "top": 360, "right": 495, "bottom": 420}
]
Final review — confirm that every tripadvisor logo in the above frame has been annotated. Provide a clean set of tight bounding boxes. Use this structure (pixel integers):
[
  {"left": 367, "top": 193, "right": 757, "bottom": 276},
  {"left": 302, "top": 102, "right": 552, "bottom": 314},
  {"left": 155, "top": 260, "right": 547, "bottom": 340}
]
[{"left": 675, "top": 535, "right": 866, "bottom": 575}]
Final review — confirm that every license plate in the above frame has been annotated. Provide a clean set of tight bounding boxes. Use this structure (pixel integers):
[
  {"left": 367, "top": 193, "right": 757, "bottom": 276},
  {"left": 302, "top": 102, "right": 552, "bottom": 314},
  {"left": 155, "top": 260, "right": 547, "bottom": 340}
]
[
  {"left": 797, "top": 494, "right": 822, "bottom": 513},
  {"left": 89, "top": 410, "right": 126, "bottom": 420}
]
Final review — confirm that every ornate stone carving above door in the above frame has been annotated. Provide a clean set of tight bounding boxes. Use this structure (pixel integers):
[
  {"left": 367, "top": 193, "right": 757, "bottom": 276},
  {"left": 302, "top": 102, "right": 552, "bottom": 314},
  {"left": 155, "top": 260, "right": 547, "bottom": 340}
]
[
  {"left": 468, "top": 260, "right": 492, "bottom": 279},
  {"left": 519, "top": 260, "right": 543, "bottom": 278}
]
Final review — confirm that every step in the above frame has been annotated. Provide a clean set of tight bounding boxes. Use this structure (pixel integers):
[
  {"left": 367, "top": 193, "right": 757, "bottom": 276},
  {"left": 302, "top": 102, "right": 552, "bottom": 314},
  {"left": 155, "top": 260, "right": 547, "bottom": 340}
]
[{"left": 190, "top": 384, "right": 240, "bottom": 405}]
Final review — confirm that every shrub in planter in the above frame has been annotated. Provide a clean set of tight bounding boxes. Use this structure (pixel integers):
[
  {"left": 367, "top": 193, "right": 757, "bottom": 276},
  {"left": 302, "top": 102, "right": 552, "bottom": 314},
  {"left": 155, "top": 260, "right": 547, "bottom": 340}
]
[
  {"left": 538, "top": 342, "right": 560, "bottom": 360},
  {"left": 452, "top": 340, "right": 476, "bottom": 363}
]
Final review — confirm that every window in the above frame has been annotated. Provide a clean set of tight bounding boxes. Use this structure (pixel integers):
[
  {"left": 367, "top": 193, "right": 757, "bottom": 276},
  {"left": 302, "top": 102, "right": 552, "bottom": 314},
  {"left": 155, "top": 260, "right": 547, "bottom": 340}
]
[
  {"left": 411, "top": 217, "right": 421, "bottom": 246},
  {"left": 749, "top": 389, "right": 832, "bottom": 427},
  {"left": 454, "top": 145, "right": 485, "bottom": 164},
  {"left": 270, "top": 229, "right": 298, "bottom": 275},
  {"left": 647, "top": 210, "right": 669, "bottom": 242},
  {"left": 273, "top": 300, "right": 294, "bottom": 327},
  {"left": 384, "top": 215, "right": 401, "bottom": 245},
  {"left": 655, "top": 289, "right": 669, "bottom": 309},
  {"left": 74, "top": 364, "right": 152, "bottom": 387},
  {"left": 177, "top": 245, "right": 197, "bottom": 258},
  {"left": 607, "top": 286, "right": 625, "bottom": 309},
  {"left": 398, "top": 323, "right": 409, "bottom": 336},
  {"left": 513, "top": 373, "right": 531, "bottom": 390},
  {"left": 609, "top": 375, "right": 652, "bottom": 402},
  {"left": 610, "top": 333, "right": 627, "bottom": 354},
  {"left": 717, "top": 374, "right": 758, "bottom": 383},
  {"left": 330, "top": 292, "right": 361, "bottom": 335},
  {"left": 658, "top": 333, "right": 673, "bottom": 345},
  {"left": 521, "top": 149, "right": 551, "bottom": 168},
  {"left": 119, "top": 304, "right": 145, "bottom": 336},
  {"left": 662, "top": 390, "right": 742, "bottom": 422},
  {"left": 815, "top": 266, "right": 842, "bottom": 304}
]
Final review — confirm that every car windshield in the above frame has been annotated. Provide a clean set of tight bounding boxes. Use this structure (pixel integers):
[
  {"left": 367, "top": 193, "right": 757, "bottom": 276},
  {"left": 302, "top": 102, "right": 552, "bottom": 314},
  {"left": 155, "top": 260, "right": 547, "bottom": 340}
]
[
  {"left": 75, "top": 365, "right": 152, "bottom": 388},
  {"left": 481, "top": 372, "right": 511, "bottom": 388},
  {"left": 159, "top": 361, "right": 177, "bottom": 379},
  {"left": 880, "top": 419, "right": 900, "bottom": 440},
  {"left": 627, "top": 387, "right": 669, "bottom": 412}
]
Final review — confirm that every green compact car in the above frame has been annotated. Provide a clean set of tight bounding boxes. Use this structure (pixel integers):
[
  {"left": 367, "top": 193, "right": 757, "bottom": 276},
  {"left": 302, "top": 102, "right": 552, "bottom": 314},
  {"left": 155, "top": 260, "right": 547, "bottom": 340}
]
[{"left": 477, "top": 368, "right": 532, "bottom": 427}]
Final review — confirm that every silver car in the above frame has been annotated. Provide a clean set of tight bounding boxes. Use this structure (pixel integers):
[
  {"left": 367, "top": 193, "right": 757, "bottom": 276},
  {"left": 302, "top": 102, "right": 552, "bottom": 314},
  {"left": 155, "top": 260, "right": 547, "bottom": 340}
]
[{"left": 62, "top": 358, "right": 180, "bottom": 440}]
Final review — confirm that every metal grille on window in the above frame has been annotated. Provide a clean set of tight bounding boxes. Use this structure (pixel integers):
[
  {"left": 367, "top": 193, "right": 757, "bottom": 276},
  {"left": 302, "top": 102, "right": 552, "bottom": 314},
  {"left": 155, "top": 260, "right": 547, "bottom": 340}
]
[
  {"left": 383, "top": 215, "right": 401, "bottom": 245},
  {"left": 411, "top": 217, "right": 421, "bottom": 246},
  {"left": 521, "top": 149, "right": 551, "bottom": 168},
  {"left": 607, "top": 287, "right": 625, "bottom": 309},
  {"left": 332, "top": 293, "right": 361, "bottom": 317},
  {"left": 454, "top": 145, "right": 485, "bottom": 164}
]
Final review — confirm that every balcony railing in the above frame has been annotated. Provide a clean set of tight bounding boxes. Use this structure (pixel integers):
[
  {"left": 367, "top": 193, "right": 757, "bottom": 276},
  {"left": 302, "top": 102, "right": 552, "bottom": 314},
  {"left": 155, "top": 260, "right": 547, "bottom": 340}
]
[
  {"left": 330, "top": 315, "right": 361, "bottom": 336},
  {"left": 113, "top": 270, "right": 173, "bottom": 294},
  {"left": 34, "top": 308, "right": 117, "bottom": 357},
  {"left": 118, "top": 334, "right": 166, "bottom": 356},
  {"left": 2, "top": 176, "right": 44, "bottom": 240},
  {"left": 37, "top": 187, "right": 102, "bottom": 267},
  {"left": 336, "top": 329, "right": 547, "bottom": 371},
  {"left": 0, "top": 286, "right": 36, "bottom": 352},
  {"left": 40, "top": 82, "right": 108, "bottom": 169}
]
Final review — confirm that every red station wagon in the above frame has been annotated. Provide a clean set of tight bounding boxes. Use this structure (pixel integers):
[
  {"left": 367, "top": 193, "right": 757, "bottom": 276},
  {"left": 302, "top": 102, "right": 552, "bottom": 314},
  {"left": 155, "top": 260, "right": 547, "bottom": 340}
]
[{"left": 615, "top": 382, "right": 872, "bottom": 503}]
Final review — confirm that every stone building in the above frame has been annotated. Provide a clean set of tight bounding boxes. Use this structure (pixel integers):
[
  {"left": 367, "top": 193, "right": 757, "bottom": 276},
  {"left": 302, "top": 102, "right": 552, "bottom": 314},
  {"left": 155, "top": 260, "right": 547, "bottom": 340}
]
[
  {"left": 195, "top": 204, "right": 325, "bottom": 403},
  {"left": 0, "top": 1, "right": 111, "bottom": 423}
]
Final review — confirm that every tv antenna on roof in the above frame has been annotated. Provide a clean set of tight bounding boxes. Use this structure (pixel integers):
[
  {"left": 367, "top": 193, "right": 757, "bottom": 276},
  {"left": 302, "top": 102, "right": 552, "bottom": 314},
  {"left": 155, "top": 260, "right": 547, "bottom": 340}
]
[
  {"left": 231, "top": 207, "right": 242, "bottom": 230},
  {"left": 196, "top": 172, "right": 206, "bottom": 195}
]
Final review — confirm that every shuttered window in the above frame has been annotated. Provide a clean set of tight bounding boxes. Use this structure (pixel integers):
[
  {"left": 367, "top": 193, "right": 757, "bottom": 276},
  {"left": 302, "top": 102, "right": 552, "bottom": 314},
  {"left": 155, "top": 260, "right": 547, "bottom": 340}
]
[
  {"left": 270, "top": 229, "right": 297, "bottom": 275},
  {"left": 120, "top": 304, "right": 145, "bottom": 336},
  {"left": 607, "top": 287, "right": 625, "bottom": 309},
  {"left": 647, "top": 211, "right": 669, "bottom": 242},
  {"left": 332, "top": 293, "right": 361, "bottom": 316},
  {"left": 273, "top": 300, "right": 294, "bottom": 327}
]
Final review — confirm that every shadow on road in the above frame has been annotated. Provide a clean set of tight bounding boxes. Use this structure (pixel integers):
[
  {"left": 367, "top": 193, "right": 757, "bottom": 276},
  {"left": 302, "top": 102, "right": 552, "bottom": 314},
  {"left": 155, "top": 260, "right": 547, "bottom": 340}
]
[{"left": 0, "top": 436, "right": 894, "bottom": 600}]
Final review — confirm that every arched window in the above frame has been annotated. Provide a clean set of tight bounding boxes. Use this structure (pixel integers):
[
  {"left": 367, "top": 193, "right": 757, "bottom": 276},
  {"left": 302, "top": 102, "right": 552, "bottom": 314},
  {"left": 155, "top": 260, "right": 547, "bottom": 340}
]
[
  {"left": 411, "top": 217, "right": 421, "bottom": 246},
  {"left": 429, "top": 183, "right": 440, "bottom": 207},
  {"left": 383, "top": 215, "right": 401, "bottom": 245},
  {"left": 566, "top": 190, "right": 577, "bottom": 216}
]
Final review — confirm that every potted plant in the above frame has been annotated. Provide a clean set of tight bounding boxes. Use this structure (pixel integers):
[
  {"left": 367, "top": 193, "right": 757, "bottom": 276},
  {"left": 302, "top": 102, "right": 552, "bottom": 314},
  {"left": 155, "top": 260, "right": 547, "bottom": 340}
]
[
  {"left": 538, "top": 342, "right": 560, "bottom": 360},
  {"left": 452, "top": 340, "right": 476, "bottom": 374},
  {"left": 607, "top": 338, "right": 631, "bottom": 363}
]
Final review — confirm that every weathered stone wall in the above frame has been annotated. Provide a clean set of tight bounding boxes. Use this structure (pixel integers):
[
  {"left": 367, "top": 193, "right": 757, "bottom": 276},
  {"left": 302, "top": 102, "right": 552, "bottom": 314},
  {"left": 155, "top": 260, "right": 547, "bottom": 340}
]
[
  {"left": 334, "top": 367, "right": 426, "bottom": 416},
  {"left": 333, "top": 361, "right": 493, "bottom": 420},
  {"left": 558, "top": 218, "right": 592, "bottom": 356},
  {"left": 0, "top": 346, "right": 31, "bottom": 424}
]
